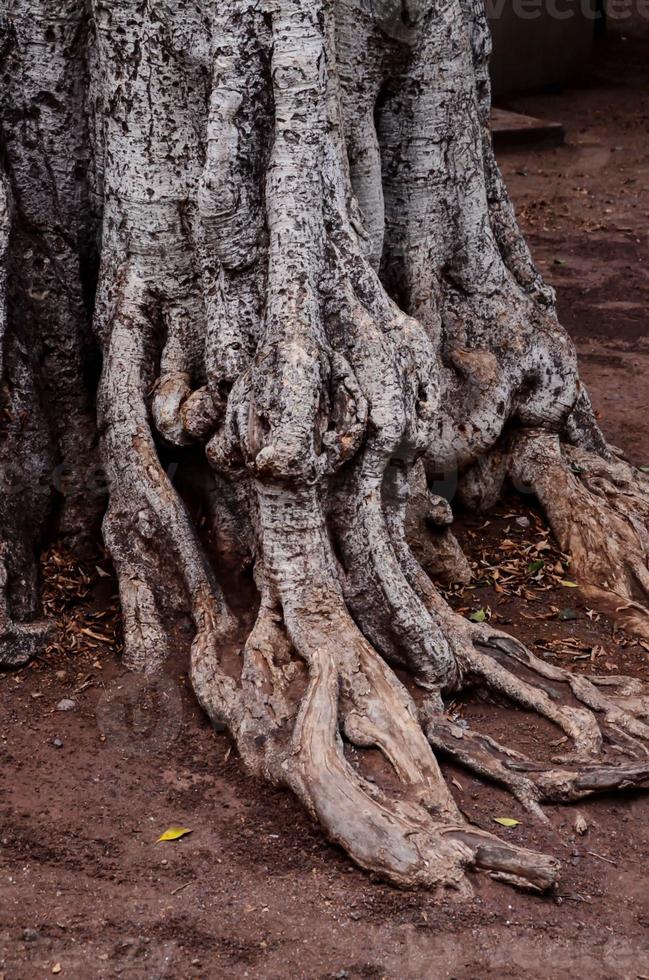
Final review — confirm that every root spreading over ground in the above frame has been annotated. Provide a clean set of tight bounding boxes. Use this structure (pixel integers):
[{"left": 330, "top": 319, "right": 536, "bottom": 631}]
[{"left": 1, "top": 0, "right": 649, "bottom": 895}]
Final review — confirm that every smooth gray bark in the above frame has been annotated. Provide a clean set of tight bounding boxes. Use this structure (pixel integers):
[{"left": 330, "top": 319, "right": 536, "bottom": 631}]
[{"left": 2, "top": 0, "right": 649, "bottom": 893}]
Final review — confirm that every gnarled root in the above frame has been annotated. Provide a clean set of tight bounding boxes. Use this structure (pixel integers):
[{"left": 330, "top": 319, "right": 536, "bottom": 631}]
[
  {"left": 191, "top": 486, "right": 560, "bottom": 895},
  {"left": 0, "top": 540, "right": 51, "bottom": 666},
  {"left": 0, "top": 565, "right": 51, "bottom": 668},
  {"left": 422, "top": 614, "right": 649, "bottom": 820},
  {"left": 97, "top": 261, "right": 237, "bottom": 673},
  {"left": 323, "top": 435, "right": 649, "bottom": 828},
  {"left": 511, "top": 429, "right": 649, "bottom": 641}
]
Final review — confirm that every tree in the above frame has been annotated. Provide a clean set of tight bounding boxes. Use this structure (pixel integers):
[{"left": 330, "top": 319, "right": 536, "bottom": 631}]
[{"left": 2, "top": 0, "right": 649, "bottom": 895}]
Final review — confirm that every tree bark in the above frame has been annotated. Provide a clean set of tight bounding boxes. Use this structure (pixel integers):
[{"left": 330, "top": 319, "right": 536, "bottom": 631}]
[{"left": 2, "top": 0, "right": 649, "bottom": 894}]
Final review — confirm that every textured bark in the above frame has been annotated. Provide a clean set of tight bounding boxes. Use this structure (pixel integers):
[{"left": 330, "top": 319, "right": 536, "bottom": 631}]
[
  {"left": 0, "top": 1, "right": 101, "bottom": 664},
  {"left": 2, "top": 0, "right": 649, "bottom": 894}
]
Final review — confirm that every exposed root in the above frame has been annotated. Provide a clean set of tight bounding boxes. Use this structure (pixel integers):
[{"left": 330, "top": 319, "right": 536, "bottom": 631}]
[
  {"left": 98, "top": 266, "right": 236, "bottom": 673},
  {"left": 420, "top": 613, "right": 649, "bottom": 817},
  {"left": 511, "top": 430, "right": 649, "bottom": 641},
  {"left": 0, "top": 595, "right": 51, "bottom": 668},
  {"left": 190, "top": 484, "right": 561, "bottom": 894},
  {"left": 425, "top": 713, "right": 649, "bottom": 820},
  {"left": 333, "top": 450, "right": 649, "bottom": 823}
]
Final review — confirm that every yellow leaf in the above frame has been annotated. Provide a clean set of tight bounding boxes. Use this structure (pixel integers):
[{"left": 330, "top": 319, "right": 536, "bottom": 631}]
[
  {"left": 157, "top": 826, "right": 192, "bottom": 842},
  {"left": 560, "top": 580, "right": 579, "bottom": 588},
  {"left": 493, "top": 817, "right": 521, "bottom": 828},
  {"left": 52, "top": 966, "right": 62, "bottom": 975}
]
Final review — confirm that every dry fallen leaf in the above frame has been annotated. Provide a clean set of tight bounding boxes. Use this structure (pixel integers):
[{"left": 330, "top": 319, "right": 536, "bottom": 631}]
[
  {"left": 493, "top": 817, "right": 521, "bottom": 828},
  {"left": 574, "top": 813, "right": 589, "bottom": 835},
  {"left": 560, "top": 580, "right": 579, "bottom": 589},
  {"left": 468, "top": 608, "right": 487, "bottom": 623},
  {"left": 157, "top": 827, "right": 192, "bottom": 843}
]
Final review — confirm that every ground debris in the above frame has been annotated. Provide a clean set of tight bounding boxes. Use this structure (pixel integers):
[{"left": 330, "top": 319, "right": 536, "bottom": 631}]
[{"left": 39, "top": 545, "right": 123, "bottom": 668}]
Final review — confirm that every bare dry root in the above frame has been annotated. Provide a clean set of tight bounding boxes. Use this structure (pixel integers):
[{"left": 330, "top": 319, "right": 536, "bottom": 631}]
[
  {"left": 96, "top": 259, "right": 237, "bottom": 674},
  {"left": 0, "top": 579, "right": 51, "bottom": 667},
  {"left": 511, "top": 430, "right": 649, "bottom": 641},
  {"left": 326, "top": 434, "right": 649, "bottom": 828},
  {"left": 100, "top": 357, "right": 649, "bottom": 894},
  {"left": 189, "top": 486, "right": 561, "bottom": 895},
  {"left": 423, "top": 617, "right": 649, "bottom": 820}
]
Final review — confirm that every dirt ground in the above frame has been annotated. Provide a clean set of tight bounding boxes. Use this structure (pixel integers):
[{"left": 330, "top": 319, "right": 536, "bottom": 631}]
[{"left": 2, "top": 14, "right": 649, "bottom": 980}]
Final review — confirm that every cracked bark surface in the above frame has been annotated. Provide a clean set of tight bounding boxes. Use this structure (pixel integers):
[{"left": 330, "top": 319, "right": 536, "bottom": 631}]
[{"left": 2, "top": 0, "right": 649, "bottom": 895}]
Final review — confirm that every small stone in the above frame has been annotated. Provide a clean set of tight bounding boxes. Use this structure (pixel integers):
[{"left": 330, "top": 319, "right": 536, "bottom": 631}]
[
  {"left": 350, "top": 911, "right": 361, "bottom": 921},
  {"left": 52, "top": 738, "right": 64, "bottom": 749},
  {"left": 515, "top": 516, "right": 531, "bottom": 529},
  {"left": 558, "top": 608, "right": 578, "bottom": 622},
  {"left": 23, "top": 928, "right": 39, "bottom": 942},
  {"left": 56, "top": 699, "right": 76, "bottom": 712}
]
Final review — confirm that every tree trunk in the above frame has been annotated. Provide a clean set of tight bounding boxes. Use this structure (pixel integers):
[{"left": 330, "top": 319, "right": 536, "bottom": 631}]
[{"left": 2, "top": 0, "right": 649, "bottom": 895}]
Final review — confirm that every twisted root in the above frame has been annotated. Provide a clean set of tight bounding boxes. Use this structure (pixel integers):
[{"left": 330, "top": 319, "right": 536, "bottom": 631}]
[{"left": 512, "top": 430, "right": 649, "bottom": 641}]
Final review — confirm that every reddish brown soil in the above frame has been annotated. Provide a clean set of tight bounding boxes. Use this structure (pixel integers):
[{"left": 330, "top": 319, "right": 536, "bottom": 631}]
[{"left": 2, "top": 16, "right": 649, "bottom": 980}]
